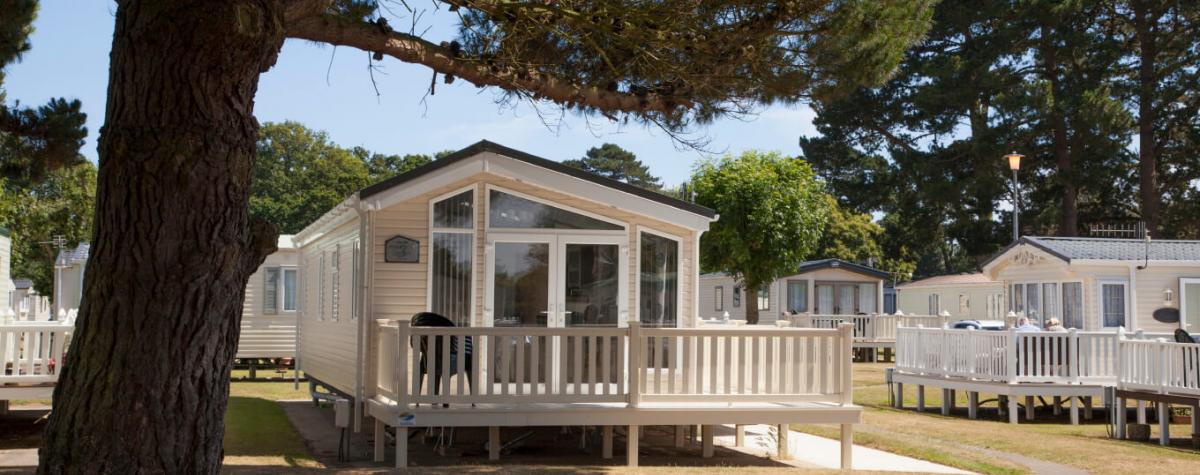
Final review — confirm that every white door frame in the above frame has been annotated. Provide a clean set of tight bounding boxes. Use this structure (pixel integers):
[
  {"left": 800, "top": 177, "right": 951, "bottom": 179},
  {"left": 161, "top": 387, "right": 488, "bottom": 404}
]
[
  {"left": 1180, "top": 278, "right": 1200, "bottom": 331},
  {"left": 483, "top": 233, "right": 557, "bottom": 328}
]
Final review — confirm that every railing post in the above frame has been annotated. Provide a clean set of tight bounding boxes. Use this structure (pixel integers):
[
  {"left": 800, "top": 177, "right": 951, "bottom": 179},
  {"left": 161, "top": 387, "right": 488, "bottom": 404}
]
[
  {"left": 1156, "top": 338, "right": 1167, "bottom": 394},
  {"left": 1068, "top": 329, "right": 1079, "bottom": 384},
  {"left": 839, "top": 322, "right": 853, "bottom": 405},
  {"left": 1115, "top": 327, "right": 1125, "bottom": 388},
  {"left": 1006, "top": 328, "right": 1018, "bottom": 384},
  {"left": 396, "top": 319, "right": 410, "bottom": 408},
  {"left": 628, "top": 321, "right": 642, "bottom": 408}
]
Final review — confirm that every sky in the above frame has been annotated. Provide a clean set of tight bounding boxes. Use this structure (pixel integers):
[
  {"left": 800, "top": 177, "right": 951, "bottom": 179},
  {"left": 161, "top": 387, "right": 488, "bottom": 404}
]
[{"left": 4, "top": 1, "right": 820, "bottom": 187}]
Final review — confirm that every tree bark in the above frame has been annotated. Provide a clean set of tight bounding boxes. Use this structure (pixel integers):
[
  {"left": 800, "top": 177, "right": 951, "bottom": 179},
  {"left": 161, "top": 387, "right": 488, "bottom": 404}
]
[
  {"left": 744, "top": 286, "right": 760, "bottom": 325},
  {"left": 1040, "top": 22, "right": 1078, "bottom": 237},
  {"left": 38, "top": 2, "right": 284, "bottom": 473},
  {"left": 1134, "top": 0, "right": 1160, "bottom": 235}
]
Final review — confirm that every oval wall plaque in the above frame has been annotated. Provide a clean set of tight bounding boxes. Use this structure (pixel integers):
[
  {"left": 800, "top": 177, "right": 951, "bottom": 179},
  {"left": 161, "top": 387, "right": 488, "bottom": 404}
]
[{"left": 1152, "top": 307, "right": 1179, "bottom": 324}]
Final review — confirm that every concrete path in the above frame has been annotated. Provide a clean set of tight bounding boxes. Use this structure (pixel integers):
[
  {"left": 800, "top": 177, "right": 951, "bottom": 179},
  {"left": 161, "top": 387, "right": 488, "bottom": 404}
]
[{"left": 714, "top": 424, "right": 971, "bottom": 474}]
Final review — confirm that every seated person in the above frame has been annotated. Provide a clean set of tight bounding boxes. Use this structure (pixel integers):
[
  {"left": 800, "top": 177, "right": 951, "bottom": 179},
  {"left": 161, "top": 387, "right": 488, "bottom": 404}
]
[{"left": 1014, "top": 317, "right": 1041, "bottom": 332}]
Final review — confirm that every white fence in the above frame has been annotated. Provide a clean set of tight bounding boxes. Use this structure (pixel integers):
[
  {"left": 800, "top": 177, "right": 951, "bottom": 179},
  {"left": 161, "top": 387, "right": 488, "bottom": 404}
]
[
  {"left": 0, "top": 321, "right": 74, "bottom": 386},
  {"left": 376, "top": 321, "right": 854, "bottom": 407},
  {"left": 896, "top": 326, "right": 1175, "bottom": 385},
  {"left": 789, "top": 314, "right": 949, "bottom": 341},
  {"left": 1118, "top": 336, "right": 1200, "bottom": 397}
]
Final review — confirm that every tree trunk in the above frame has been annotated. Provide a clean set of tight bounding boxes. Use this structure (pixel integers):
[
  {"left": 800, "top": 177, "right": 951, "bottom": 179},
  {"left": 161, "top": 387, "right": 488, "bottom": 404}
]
[
  {"left": 1134, "top": 0, "right": 1160, "bottom": 235},
  {"left": 38, "top": 2, "right": 284, "bottom": 473},
  {"left": 745, "top": 286, "right": 760, "bottom": 324},
  {"left": 1041, "top": 22, "right": 1078, "bottom": 237}
]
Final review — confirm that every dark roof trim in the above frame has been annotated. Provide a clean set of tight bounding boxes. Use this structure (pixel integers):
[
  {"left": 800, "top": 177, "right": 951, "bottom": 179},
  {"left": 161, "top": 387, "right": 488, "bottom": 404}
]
[
  {"left": 358, "top": 140, "right": 717, "bottom": 218},
  {"left": 798, "top": 258, "right": 890, "bottom": 279},
  {"left": 977, "top": 237, "right": 1071, "bottom": 270}
]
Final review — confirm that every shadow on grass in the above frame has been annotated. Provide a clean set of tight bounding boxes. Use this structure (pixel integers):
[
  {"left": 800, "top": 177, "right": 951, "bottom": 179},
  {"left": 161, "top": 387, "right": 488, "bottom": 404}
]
[{"left": 223, "top": 396, "right": 318, "bottom": 467}]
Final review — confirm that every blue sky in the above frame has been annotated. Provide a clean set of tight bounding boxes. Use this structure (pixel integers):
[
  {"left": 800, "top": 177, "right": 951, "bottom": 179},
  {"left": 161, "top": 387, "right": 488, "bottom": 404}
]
[{"left": 4, "top": 2, "right": 820, "bottom": 187}]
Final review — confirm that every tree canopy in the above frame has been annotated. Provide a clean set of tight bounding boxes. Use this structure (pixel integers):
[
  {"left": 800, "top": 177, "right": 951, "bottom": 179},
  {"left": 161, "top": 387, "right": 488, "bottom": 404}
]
[
  {"left": 563, "top": 143, "right": 662, "bottom": 190},
  {"left": 693, "top": 151, "right": 829, "bottom": 324},
  {"left": 0, "top": 162, "right": 97, "bottom": 296}
]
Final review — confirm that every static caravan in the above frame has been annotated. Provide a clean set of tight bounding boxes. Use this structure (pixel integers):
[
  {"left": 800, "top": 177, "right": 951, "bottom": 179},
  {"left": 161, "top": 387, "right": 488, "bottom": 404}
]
[
  {"left": 9, "top": 279, "right": 51, "bottom": 321},
  {"left": 698, "top": 259, "right": 889, "bottom": 324},
  {"left": 293, "top": 141, "right": 861, "bottom": 468},
  {"left": 54, "top": 243, "right": 89, "bottom": 315},
  {"left": 895, "top": 273, "right": 1003, "bottom": 320},
  {"left": 237, "top": 235, "right": 300, "bottom": 361},
  {"left": 982, "top": 236, "right": 1200, "bottom": 332},
  {"left": 1, "top": 227, "right": 10, "bottom": 313}
]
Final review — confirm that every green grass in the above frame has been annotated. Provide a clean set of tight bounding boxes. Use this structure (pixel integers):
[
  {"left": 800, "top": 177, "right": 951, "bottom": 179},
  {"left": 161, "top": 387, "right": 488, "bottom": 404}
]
[{"left": 793, "top": 363, "right": 1200, "bottom": 475}]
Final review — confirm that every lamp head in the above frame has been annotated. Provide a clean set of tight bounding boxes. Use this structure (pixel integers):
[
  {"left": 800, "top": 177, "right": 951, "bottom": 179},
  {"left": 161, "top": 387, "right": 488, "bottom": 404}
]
[{"left": 1005, "top": 151, "right": 1024, "bottom": 171}]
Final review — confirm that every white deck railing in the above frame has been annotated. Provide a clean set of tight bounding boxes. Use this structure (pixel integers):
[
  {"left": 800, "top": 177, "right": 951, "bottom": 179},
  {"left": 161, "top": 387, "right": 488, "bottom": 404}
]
[
  {"left": 1118, "top": 336, "right": 1200, "bottom": 397},
  {"left": 789, "top": 314, "right": 948, "bottom": 342},
  {"left": 376, "top": 321, "right": 854, "bottom": 407},
  {"left": 896, "top": 326, "right": 1174, "bottom": 385},
  {"left": 0, "top": 321, "right": 74, "bottom": 386}
]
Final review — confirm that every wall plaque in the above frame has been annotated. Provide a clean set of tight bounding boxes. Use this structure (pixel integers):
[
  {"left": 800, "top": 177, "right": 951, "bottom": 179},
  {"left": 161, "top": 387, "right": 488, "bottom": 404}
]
[{"left": 385, "top": 235, "right": 420, "bottom": 263}]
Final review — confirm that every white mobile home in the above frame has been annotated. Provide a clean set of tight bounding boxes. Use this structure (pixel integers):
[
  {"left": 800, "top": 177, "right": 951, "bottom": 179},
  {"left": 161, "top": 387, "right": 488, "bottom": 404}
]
[
  {"left": 1, "top": 228, "right": 11, "bottom": 313},
  {"left": 54, "top": 243, "right": 89, "bottom": 315},
  {"left": 895, "top": 273, "right": 1004, "bottom": 320},
  {"left": 293, "top": 141, "right": 860, "bottom": 468},
  {"left": 698, "top": 259, "right": 889, "bottom": 324},
  {"left": 237, "top": 235, "right": 300, "bottom": 360},
  {"left": 982, "top": 236, "right": 1200, "bottom": 333}
]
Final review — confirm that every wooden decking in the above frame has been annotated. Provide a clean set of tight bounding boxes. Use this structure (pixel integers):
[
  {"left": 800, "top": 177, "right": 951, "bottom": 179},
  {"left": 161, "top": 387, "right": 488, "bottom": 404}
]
[{"left": 370, "top": 321, "right": 861, "bottom": 468}]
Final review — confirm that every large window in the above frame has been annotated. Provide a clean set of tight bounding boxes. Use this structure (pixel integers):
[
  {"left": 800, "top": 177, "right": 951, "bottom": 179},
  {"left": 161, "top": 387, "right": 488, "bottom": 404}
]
[
  {"left": 431, "top": 189, "right": 475, "bottom": 327},
  {"left": 1062, "top": 282, "right": 1082, "bottom": 329},
  {"left": 489, "top": 190, "right": 622, "bottom": 230},
  {"left": 1101, "top": 281, "right": 1128, "bottom": 328},
  {"left": 639, "top": 231, "right": 678, "bottom": 327},
  {"left": 1012, "top": 281, "right": 1084, "bottom": 328},
  {"left": 1012, "top": 283, "right": 1025, "bottom": 314},
  {"left": 858, "top": 283, "right": 877, "bottom": 314},
  {"left": 786, "top": 280, "right": 808, "bottom": 313}
]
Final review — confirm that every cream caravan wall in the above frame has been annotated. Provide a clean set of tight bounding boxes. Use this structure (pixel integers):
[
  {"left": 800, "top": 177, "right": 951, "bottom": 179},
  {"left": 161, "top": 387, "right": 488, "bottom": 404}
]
[
  {"left": 239, "top": 246, "right": 300, "bottom": 359},
  {"left": 698, "top": 267, "right": 884, "bottom": 324},
  {"left": 297, "top": 218, "right": 362, "bottom": 395},
  {"left": 0, "top": 232, "right": 10, "bottom": 312},
  {"left": 895, "top": 284, "right": 1003, "bottom": 319}
]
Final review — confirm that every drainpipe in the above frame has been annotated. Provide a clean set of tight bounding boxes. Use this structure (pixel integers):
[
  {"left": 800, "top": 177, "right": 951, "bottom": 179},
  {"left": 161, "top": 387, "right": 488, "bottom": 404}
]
[{"left": 354, "top": 203, "right": 371, "bottom": 433}]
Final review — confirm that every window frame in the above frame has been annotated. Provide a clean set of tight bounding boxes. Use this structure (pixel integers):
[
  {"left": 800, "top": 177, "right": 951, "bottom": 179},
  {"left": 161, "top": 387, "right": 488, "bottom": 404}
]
[
  {"left": 635, "top": 226, "right": 683, "bottom": 328},
  {"left": 733, "top": 286, "right": 741, "bottom": 308},
  {"left": 1097, "top": 278, "right": 1130, "bottom": 329},
  {"left": 715, "top": 285, "right": 724, "bottom": 312},
  {"left": 928, "top": 293, "right": 940, "bottom": 315},
  {"left": 484, "top": 184, "right": 627, "bottom": 234},
  {"left": 427, "top": 185, "right": 477, "bottom": 327},
  {"left": 785, "top": 279, "right": 808, "bottom": 314}
]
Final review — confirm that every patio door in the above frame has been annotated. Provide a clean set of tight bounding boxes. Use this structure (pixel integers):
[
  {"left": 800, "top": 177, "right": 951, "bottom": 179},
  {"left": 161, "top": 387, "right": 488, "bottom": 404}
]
[
  {"left": 836, "top": 284, "right": 857, "bottom": 315},
  {"left": 1182, "top": 278, "right": 1200, "bottom": 331}
]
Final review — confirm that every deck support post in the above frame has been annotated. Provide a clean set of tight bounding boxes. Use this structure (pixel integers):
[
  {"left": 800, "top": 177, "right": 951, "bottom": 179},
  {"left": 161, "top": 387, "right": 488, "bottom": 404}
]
[
  {"left": 1116, "top": 396, "right": 1127, "bottom": 439},
  {"left": 0, "top": 401, "right": 8, "bottom": 415},
  {"left": 489, "top": 426, "right": 500, "bottom": 461},
  {"left": 916, "top": 385, "right": 925, "bottom": 412},
  {"left": 1008, "top": 395, "right": 1019, "bottom": 424},
  {"left": 1053, "top": 396, "right": 1062, "bottom": 416},
  {"left": 775, "top": 424, "right": 789, "bottom": 460},
  {"left": 968, "top": 391, "right": 979, "bottom": 420},
  {"left": 840, "top": 424, "right": 853, "bottom": 470},
  {"left": 894, "top": 382, "right": 904, "bottom": 409},
  {"left": 373, "top": 419, "right": 385, "bottom": 463},
  {"left": 602, "top": 426, "right": 613, "bottom": 459},
  {"left": 1025, "top": 396, "right": 1035, "bottom": 420},
  {"left": 735, "top": 425, "right": 746, "bottom": 447},
  {"left": 1137, "top": 400, "right": 1147, "bottom": 424},
  {"left": 702, "top": 425, "right": 714, "bottom": 458},
  {"left": 1084, "top": 396, "right": 1093, "bottom": 420},
  {"left": 396, "top": 427, "right": 408, "bottom": 468},
  {"left": 627, "top": 425, "right": 639, "bottom": 467},
  {"left": 674, "top": 425, "right": 686, "bottom": 447},
  {"left": 1070, "top": 396, "right": 1079, "bottom": 425},
  {"left": 941, "top": 389, "right": 954, "bottom": 415},
  {"left": 1192, "top": 404, "right": 1199, "bottom": 436},
  {"left": 1158, "top": 402, "right": 1170, "bottom": 446}
]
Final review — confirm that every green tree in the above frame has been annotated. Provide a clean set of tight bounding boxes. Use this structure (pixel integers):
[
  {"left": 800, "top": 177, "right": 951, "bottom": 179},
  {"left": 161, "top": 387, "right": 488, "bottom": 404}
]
[
  {"left": 563, "top": 143, "right": 662, "bottom": 190},
  {"left": 41, "top": 1, "right": 935, "bottom": 471},
  {"left": 693, "top": 151, "right": 830, "bottom": 324},
  {"left": 0, "top": 1, "right": 87, "bottom": 187},
  {"left": 0, "top": 162, "right": 97, "bottom": 296},
  {"left": 251, "top": 122, "right": 371, "bottom": 234},
  {"left": 816, "top": 195, "right": 915, "bottom": 278},
  {"left": 352, "top": 146, "right": 436, "bottom": 182}
]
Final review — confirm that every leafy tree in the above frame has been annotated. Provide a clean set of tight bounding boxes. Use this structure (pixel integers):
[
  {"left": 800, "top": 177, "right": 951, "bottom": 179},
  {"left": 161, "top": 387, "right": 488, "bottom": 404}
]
[
  {"left": 252, "top": 122, "right": 370, "bottom": 234},
  {"left": 352, "top": 147, "right": 434, "bottom": 182},
  {"left": 816, "top": 195, "right": 915, "bottom": 278},
  {"left": 693, "top": 151, "right": 830, "bottom": 324},
  {"left": 563, "top": 143, "right": 661, "bottom": 190},
  {"left": 40, "top": 1, "right": 935, "bottom": 471},
  {"left": 0, "top": 162, "right": 96, "bottom": 296},
  {"left": 0, "top": 1, "right": 87, "bottom": 188}
]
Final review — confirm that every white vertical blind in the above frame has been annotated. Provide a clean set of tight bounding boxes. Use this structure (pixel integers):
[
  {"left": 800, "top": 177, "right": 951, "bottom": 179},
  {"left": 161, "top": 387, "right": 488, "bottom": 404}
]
[
  {"left": 263, "top": 268, "right": 280, "bottom": 315},
  {"left": 432, "top": 190, "right": 474, "bottom": 327}
]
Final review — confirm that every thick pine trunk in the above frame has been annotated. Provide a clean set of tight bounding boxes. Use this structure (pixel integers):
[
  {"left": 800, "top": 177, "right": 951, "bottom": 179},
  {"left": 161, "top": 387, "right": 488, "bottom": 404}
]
[
  {"left": 38, "top": 2, "right": 285, "bottom": 473},
  {"left": 1134, "top": 1, "right": 1159, "bottom": 235}
]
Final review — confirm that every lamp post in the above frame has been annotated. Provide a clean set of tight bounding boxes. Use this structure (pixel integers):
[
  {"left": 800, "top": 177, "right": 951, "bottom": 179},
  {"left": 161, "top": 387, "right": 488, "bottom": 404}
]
[{"left": 1005, "top": 152, "right": 1024, "bottom": 242}]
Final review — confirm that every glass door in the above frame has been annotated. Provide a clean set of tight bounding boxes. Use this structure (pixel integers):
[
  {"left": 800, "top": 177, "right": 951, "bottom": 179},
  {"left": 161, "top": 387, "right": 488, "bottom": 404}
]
[
  {"left": 487, "top": 236, "right": 555, "bottom": 388},
  {"left": 558, "top": 237, "right": 624, "bottom": 387},
  {"left": 836, "top": 284, "right": 857, "bottom": 315},
  {"left": 816, "top": 284, "right": 834, "bottom": 314},
  {"left": 1182, "top": 278, "right": 1200, "bottom": 332}
]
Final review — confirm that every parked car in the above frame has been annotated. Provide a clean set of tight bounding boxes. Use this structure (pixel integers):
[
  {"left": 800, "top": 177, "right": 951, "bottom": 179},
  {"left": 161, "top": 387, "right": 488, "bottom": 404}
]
[{"left": 951, "top": 319, "right": 1005, "bottom": 331}]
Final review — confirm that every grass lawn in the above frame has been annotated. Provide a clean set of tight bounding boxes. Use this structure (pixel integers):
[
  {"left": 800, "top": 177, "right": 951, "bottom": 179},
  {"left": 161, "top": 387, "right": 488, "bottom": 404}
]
[
  {"left": 223, "top": 374, "right": 319, "bottom": 468},
  {"left": 795, "top": 363, "right": 1200, "bottom": 475}
]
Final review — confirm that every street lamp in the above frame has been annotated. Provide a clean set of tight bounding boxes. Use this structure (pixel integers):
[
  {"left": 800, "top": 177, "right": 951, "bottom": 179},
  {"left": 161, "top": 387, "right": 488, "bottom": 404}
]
[{"left": 1005, "top": 152, "right": 1024, "bottom": 242}]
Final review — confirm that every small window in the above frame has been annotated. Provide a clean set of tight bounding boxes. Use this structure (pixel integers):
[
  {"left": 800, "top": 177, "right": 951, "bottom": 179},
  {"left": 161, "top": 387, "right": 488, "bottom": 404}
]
[
  {"left": 283, "top": 268, "right": 298, "bottom": 312},
  {"left": 928, "top": 294, "right": 940, "bottom": 315},
  {"left": 733, "top": 287, "right": 742, "bottom": 308},
  {"left": 786, "top": 280, "right": 808, "bottom": 313},
  {"left": 263, "top": 268, "right": 280, "bottom": 315},
  {"left": 757, "top": 286, "right": 770, "bottom": 310},
  {"left": 488, "top": 190, "right": 622, "bottom": 230},
  {"left": 1101, "top": 282, "right": 1127, "bottom": 328},
  {"left": 1062, "top": 282, "right": 1083, "bottom": 329},
  {"left": 715, "top": 286, "right": 724, "bottom": 311}
]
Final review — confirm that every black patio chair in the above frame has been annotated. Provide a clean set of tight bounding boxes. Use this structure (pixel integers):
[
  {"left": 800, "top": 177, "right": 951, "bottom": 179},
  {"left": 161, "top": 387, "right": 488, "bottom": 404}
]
[
  {"left": 1174, "top": 328, "right": 1198, "bottom": 344},
  {"left": 410, "top": 312, "right": 474, "bottom": 406}
]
